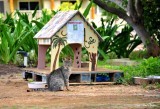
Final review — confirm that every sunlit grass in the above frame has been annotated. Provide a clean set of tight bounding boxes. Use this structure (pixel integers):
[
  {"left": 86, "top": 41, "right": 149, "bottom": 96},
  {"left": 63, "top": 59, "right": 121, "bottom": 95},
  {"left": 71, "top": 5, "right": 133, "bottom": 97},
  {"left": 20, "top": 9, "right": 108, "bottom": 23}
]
[{"left": 97, "top": 60, "right": 120, "bottom": 70}]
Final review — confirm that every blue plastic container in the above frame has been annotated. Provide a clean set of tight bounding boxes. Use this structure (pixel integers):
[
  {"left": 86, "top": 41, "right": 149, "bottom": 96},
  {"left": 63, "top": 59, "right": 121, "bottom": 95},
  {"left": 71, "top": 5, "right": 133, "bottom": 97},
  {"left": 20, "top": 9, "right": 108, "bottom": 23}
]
[{"left": 96, "top": 75, "right": 110, "bottom": 82}]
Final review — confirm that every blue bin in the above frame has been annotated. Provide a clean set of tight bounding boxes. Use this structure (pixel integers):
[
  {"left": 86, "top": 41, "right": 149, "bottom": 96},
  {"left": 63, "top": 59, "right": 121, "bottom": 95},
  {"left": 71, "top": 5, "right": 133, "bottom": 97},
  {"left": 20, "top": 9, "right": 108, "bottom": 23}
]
[{"left": 96, "top": 75, "right": 110, "bottom": 82}]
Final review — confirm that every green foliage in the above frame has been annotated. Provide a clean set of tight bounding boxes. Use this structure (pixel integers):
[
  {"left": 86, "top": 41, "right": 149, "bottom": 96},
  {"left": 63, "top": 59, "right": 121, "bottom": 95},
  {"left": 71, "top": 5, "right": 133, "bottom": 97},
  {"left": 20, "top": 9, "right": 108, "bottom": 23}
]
[
  {"left": 59, "top": 2, "right": 76, "bottom": 11},
  {"left": 97, "top": 60, "right": 107, "bottom": 68},
  {"left": 97, "top": 60, "right": 120, "bottom": 69},
  {"left": 155, "top": 83, "right": 160, "bottom": 89},
  {"left": 28, "top": 50, "right": 38, "bottom": 67},
  {"left": 120, "top": 65, "right": 139, "bottom": 83},
  {"left": 92, "top": 17, "right": 118, "bottom": 60},
  {"left": 60, "top": 45, "right": 74, "bottom": 61},
  {"left": 0, "top": 1, "right": 94, "bottom": 64},
  {"left": 92, "top": 17, "right": 141, "bottom": 60},
  {"left": 142, "top": 0, "right": 160, "bottom": 45},
  {"left": 28, "top": 79, "right": 34, "bottom": 83},
  {"left": 40, "top": 9, "right": 57, "bottom": 24},
  {"left": 129, "top": 50, "right": 147, "bottom": 60},
  {"left": 120, "top": 57, "right": 160, "bottom": 83},
  {"left": 99, "top": 57, "right": 160, "bottom": 84},
  {"left": 81, "top": 47, "right": 89, "bottom": 61},
  {"left": 74, "top": 0, "right": 83, "bottom": 10},
  {"left": 0, "top": 9, "right": 56, "bottom": 64},
  {"left": 122, "top": 0, "right": 128, "bottom": 7},
  {"left": 104, "top": 0, "right": 160, "bottom": 43},
  {"left": 0, "top": 19, "right": 34, "bottom": 63},
  {"left": 101, "top": 1, "right": 119, "bottom": 20},
  {"left": 110, "top": 25, "right": 142, "bottom": 58},
  {"left": 115, "top": 77, "right": 128, "bottom": 85},
  {"left": 106, "top": 52, "right": 117, "bottom": 59},
  {"left": 0, "top": 13, "right": 4, "bottom": 19},
  {"left": 98, "top": 49, "right": 109, "bottom": 61},
  {"left": 140, "top": 57, "right": 160, "bottom": 76},
  {"left": 59, "top": 0, "right": 85, "bottom": 11},
  {"left": 83, "top": 0, "right": 93, "bottom": 17},
  {"left": 94, "top": 0, "right": 160, "bottom": 57}
]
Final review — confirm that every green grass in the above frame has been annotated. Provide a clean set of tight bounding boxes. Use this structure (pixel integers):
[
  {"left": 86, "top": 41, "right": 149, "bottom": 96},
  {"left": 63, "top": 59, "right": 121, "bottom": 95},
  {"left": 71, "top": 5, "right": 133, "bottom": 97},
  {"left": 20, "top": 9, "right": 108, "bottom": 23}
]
[{"left": 97, "top": 60, "right": 121, "bottom": 70}]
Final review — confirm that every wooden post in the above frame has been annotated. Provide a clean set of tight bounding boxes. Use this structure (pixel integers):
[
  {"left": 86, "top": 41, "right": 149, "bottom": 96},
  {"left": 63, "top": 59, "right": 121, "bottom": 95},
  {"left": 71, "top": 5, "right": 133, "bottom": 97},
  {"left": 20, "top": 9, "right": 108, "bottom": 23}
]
[
  {"left": 37, "top": 45, "right": 50, "bottom": 69},
  {"left": 91, "top": 6, "right": 95, "bottom": 19},
  {"left": 89, "top": 52, "right": 97, "bottom": 71},
  {"left": 9, "top": 0, "right": 14, "bottom": 13},
  {"left": 50, "top": 0, "right": 54, "bottom": 10}
]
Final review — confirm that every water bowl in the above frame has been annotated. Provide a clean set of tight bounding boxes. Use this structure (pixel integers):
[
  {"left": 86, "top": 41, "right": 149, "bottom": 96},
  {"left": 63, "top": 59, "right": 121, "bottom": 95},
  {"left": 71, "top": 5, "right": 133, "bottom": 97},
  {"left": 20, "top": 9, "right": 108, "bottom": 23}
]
[{"left": 28, "top": 82, "right": 47, "bottom": 89}]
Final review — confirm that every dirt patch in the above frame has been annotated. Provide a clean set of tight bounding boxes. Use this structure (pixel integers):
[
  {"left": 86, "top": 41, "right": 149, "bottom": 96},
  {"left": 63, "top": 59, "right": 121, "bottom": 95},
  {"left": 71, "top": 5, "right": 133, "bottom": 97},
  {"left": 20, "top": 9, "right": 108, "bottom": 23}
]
[
  {"left": 0, "top": 64, "right": 160, "bottom": 109},
  {"left": 0, "top": 64, "right": 22, "bottom": 76}
]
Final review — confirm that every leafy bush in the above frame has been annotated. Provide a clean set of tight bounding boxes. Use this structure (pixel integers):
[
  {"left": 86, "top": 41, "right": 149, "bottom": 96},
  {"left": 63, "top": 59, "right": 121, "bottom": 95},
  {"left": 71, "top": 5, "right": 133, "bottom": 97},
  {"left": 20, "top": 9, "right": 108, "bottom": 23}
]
[
  {"left": 120, "top": 57, "right": 160, "bottom": 83},
  {"left": 129, "top": 50, "right": 147, "bottom": 60},
  {"left": 139, "top": 57, "right": 160, "bottom": 76},
  {"left": 0, "top": 13, "right": 4, "bottom": 19},
  {"left": 106, "top": 52, "right": 117, "bottom": 59},
  {"left": 15, "top": 54, "right": 24, "bottom": 66},
  {"left": 0, "top": 1, "right": 94, "bottom": 65},
  {"left": 92, "top": 17, "right": 142, "bottom": 60},
  {"left": 59, "top": 2, "right": 76, "bottom": 11}
]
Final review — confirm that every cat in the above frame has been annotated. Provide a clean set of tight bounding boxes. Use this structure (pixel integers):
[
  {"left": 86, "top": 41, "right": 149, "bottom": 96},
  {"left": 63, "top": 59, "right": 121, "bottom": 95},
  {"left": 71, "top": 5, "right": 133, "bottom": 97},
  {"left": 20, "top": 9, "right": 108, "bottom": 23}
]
[{"left": 47, "top": 58, "right": 72, "bottom": 91}]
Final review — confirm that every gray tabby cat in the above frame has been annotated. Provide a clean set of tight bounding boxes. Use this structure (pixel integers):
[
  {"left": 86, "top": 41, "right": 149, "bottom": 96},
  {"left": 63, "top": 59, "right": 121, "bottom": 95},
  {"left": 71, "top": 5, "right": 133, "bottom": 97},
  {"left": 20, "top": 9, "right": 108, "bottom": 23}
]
[{"left": 47, "top": 58, "right": 72, "bottom": 91}]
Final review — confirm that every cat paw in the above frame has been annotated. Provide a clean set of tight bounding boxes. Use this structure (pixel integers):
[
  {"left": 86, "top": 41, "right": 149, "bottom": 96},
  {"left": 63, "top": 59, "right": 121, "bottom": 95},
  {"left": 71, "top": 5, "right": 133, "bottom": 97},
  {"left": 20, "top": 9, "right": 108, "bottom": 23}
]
[
  {"left": 59, "top": 86, "right": 64, "bottom": 91},
  {"left": 66, "top": 88, "right": 71, "bottom": 91}
]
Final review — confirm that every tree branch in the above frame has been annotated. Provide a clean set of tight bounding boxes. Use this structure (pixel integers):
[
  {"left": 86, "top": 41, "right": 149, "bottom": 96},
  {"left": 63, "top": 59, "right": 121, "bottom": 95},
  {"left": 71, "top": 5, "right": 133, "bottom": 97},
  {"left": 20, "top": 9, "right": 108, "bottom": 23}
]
[
  {"left": 135, "top": 0, "right": 143, "bottom": 17},
  {"left": 128, "top": 0, "right": 135, "bottom": 18},
  {"left": 93, "top": 0, "right": 129, "bottom": 20},
  {"left": 128, "top": 0, "right": 138, "bottom": 22},
  {"left": 108, "top": 0, "right": 127, "bottom": 11}
]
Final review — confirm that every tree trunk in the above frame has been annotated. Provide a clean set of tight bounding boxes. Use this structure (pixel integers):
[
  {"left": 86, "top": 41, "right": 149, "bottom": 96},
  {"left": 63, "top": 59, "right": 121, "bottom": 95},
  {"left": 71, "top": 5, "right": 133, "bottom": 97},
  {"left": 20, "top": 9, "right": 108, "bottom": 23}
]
[
  {"left": 52, "top": 44, "right": 60, "bottom": 70},
  {"left": 126, "top": 18, "right": 160, "bottom": 57},
  {"left": 93, "top": 0, "right": 160, "bottom": 57}
]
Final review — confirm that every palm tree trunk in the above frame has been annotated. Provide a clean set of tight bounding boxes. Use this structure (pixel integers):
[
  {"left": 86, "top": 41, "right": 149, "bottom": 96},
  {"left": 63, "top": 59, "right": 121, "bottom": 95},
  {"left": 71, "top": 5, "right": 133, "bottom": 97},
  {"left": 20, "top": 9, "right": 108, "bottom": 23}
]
[{"left": 52, "top": 44, "right": 60, "bottom": 70}]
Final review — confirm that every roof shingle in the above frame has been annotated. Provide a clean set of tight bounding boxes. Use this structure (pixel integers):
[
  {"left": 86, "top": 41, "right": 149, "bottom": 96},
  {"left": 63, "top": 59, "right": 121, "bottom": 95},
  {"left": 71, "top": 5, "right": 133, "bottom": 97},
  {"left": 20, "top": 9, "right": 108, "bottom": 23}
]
[{"left": 34, "top": 10, "right": 103, "bottom": 41}]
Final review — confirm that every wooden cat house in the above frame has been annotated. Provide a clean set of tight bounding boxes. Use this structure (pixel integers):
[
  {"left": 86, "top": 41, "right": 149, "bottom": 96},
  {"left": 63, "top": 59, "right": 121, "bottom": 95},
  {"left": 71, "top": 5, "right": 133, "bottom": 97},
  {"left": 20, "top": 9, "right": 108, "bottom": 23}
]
[
  {"left": 24, "top": 11, "right": 123, "bottom": 84},
  {"left": 34, "top": 10, "right": 103, "bottom": 72}
]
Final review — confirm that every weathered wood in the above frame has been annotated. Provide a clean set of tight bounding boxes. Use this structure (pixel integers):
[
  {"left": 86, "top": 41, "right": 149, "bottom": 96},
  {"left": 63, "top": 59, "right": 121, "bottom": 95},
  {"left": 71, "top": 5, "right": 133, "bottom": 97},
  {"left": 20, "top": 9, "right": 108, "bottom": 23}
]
[
  {"left": 24, "top": 67, "right": 122, "bottom": 75},
  {"left": 23, "top": 67, "right": 123, "bottom": 84},
  {"left": 69, "top": 82, "right": 115, "bottom": 85}
]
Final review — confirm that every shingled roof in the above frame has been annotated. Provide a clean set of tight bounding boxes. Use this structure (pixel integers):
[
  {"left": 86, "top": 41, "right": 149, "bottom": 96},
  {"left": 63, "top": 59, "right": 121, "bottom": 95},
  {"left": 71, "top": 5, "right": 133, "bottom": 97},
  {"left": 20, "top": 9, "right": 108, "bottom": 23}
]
[{"left": 34, "top": 10, "right": 103, "bottom": 41}]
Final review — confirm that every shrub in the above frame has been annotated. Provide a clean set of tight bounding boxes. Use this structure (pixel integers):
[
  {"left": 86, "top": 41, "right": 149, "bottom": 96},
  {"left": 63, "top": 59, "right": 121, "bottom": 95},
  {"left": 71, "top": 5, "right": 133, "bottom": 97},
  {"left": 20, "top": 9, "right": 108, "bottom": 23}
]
[
  {"left": 139, "top": 57, "right": 160, "bottom": 76},
  {"left": 120, "top": 57, "right": 160, "bottom": 83},
  {"left": 129, "top": 50, "right": 147, "bottom": 60},
  {"left": 106, "top": 52, "right": 117, "bottom": 59}
]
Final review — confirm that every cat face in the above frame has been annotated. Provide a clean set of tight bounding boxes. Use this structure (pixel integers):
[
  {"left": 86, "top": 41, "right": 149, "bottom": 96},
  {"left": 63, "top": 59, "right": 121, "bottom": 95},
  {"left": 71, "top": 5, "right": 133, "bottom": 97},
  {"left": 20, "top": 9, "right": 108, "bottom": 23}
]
[{"left": 63, "top": 57, "right": 72, "bottom": 69}]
